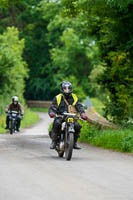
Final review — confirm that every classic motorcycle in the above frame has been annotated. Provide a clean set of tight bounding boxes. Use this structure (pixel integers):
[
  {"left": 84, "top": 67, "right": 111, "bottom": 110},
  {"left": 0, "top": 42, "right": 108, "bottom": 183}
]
[
  {"left": 8, "top": 111, "right": 19, "bottom": 134},
  {"left": 55, "top": 112, "right": 79, "bottom": 161}
]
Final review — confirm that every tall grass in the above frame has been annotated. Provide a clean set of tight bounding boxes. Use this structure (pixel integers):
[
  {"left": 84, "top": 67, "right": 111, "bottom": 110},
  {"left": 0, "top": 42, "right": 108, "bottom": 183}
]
[
  {"left": 21, "top": 109, "right": 40, "bottom": 128},
  {"left": 79, "top": 120, "right": 133, "bottom": 153}
]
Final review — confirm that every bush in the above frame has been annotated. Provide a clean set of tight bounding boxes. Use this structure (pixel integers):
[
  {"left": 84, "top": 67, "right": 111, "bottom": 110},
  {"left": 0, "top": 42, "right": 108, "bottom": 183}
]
[
  {"left": 0, "top": 27, "right": 28, "bottom": 115},
  {"left": 79, "top": 120, "right": 133, "bottom": 153}
]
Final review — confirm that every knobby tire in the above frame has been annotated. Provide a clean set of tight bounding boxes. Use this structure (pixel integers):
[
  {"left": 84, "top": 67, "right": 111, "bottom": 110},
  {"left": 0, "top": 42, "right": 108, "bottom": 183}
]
[
  {"left": 65, "top": 133, "right": 74, "bottom": 161},
  {"left": 10, "top": 121, "right": 15, "bottom": 135}
]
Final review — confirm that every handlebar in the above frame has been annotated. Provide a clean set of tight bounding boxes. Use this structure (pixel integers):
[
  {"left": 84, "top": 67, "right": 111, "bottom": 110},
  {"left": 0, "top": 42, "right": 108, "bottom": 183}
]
[
  {"left": 56, "top": 112, "right": 84, "bottom": 121},
  {"left": 63, "top": 112, "right": 77, "bottom": 116},
  {"left": 10, "top": 111, "right": 19, "bottom": 114},
  {"left": 6, "top": 111, "right": 22, "bottom": 115},
  {"left": 56, "top": 112, "right": 76, "bottom": 117}
]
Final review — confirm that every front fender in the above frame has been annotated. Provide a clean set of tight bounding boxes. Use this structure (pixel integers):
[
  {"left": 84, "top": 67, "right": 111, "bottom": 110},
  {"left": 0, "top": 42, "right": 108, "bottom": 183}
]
[{"left": 68, "top": 123, "right": 75, "bottom": 133}]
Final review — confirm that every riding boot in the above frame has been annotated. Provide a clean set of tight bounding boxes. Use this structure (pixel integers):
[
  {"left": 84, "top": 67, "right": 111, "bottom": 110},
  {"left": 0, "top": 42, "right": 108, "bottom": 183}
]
[
  {"left": 74, "top": 133, "right": 81, "bottom": 149},
  {"left": 50, "top": 130, "right": 59, "bottom": 149},
  {"left": 16, "top": 118, "right": 20, "bottom": 131},
  {"left": 50, "top": 141, "right": 57, "bottom": 149},
  {"left": 73, "top": 142, "right": 81, "bottom": 149},
  {"left": 5, "top": 116, "right": 9, "bottom": 129}
]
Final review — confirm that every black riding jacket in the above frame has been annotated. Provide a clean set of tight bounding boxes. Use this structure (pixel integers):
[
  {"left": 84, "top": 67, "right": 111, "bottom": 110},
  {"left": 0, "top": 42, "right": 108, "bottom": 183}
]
[{"left": 48, "top": 93, "right": 85, "bottom": 115}]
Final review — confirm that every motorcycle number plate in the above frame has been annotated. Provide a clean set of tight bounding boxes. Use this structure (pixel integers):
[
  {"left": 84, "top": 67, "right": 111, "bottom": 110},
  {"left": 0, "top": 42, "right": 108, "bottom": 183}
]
[{"left": 67, "top": 118, "right": 74, "bottom": 123}]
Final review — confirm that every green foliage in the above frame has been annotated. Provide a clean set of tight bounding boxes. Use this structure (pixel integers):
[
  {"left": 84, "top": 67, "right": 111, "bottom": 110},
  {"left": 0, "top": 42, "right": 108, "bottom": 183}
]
[
  {"left": 65, "top": 75, "right": 86, "bottom": 102},
  {"left": 0, "top": 115, "right": 6, "bottom": 133},
  {"left": 30, "top": 107, "right": 49, "bottom": 112},
  {"left": 0, "top": 0, "right": 20, "bottom": 8},
  {"left": 1, "top": 0, "right": 133, "bottom": 124},
  {"left": 88, "top": 64, "right": 106, "bottom": 98},
  {"left": 99, "top": 51, "right": 133, "bottom": 122},
  {"left": 63, "top": 0, "right": 133, "bottom": 123},
  {"left": 21, "top": 108, "right": 39, "bottom": 129},
  {"left": 49, "top": 16, "right": 100, "bottom": 96},
  {"left": 90, "top": 98, "right": 105, "bottom": 116},
  {"left": 79, "top": 121, "right": 133, "bottom": 153},
  {"left": 106, "top": 0, "right": 133, "bottom": 10},
  {"left": 78, "top": 121, "right": 98, "bottom": 143},
  {"left": 51, "top": 27, "right": 93, "bottom": 77},
  {"left": 0, "top": 0, "right": 100, "bottom": 101},
  {"left": 0, "top": 27, "right": 28, "bottom": 115},
  {"left": 0, "top": 0, "right": 50, "bottom": 100},
  {"left": 24, "top": 0, "right": 61, "bottom": 100},
  {"left": 120, "top": 135, "right": 133, "bottom": 152}
]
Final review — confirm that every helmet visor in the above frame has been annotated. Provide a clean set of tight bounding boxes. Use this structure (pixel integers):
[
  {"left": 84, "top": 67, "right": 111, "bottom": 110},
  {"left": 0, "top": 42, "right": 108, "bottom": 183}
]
[
  {"left": 13, "top": 101, "right": 18, "bottom": 104},
  {"left": 63, "top": 85, "right": 72, "bottom": 94}
]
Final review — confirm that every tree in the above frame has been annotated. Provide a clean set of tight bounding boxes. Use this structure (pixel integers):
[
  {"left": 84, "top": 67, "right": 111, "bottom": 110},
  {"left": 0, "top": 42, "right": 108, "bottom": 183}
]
[
  {"left": 61, "top": 0, "right": 133, "bottom": 123},
  {"left": 0, "top": 27, "right": 28, "bottom": 114}
]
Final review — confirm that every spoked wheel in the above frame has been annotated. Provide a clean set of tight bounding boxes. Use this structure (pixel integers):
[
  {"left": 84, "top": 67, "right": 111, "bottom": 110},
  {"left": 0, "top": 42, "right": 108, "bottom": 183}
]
[
  {"left": 9, "top": 121, "right": 12, "bottom": 134},
  {"left": 65, "top": 133, "right": 74, "bottom": 161},
  {"left": 9, "top": 121, "right": 15, "bottom": 135}
]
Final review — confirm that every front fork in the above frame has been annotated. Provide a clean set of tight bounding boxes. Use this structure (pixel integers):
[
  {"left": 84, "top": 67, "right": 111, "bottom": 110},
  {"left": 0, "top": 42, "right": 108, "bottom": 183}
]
[{"left": 65, "top": 123, "right": 75, "bottom": 146}]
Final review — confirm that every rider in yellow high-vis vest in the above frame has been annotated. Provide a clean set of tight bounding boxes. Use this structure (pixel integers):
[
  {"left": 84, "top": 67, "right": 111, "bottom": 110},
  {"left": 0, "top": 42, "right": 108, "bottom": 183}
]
[{"left": 48, "top": 81, "right": 88, "bottom": 149}]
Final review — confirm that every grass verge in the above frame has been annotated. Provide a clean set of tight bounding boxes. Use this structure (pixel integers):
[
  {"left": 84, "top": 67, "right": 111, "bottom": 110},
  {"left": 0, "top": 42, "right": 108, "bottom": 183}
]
[
  {"left": 30, "top": 107, "right": 49, "bottom": 112},
  {"left": 79, "top": 120, "right": 133, "bottom": 153}
]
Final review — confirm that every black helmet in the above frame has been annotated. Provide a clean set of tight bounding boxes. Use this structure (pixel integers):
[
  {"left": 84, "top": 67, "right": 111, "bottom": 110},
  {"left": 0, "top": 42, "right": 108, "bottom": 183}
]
[{"left": 60, "top": 81, "right": 73, "bottom": 96}]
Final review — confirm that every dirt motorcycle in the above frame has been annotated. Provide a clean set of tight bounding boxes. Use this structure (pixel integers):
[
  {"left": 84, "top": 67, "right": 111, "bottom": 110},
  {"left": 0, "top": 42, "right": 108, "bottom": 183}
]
[
  {"left": 55, "top": 112, "right": 80, "bottom": 161},
  {"left": 8, "top": 111, "right": 19, "bottom": 134}
]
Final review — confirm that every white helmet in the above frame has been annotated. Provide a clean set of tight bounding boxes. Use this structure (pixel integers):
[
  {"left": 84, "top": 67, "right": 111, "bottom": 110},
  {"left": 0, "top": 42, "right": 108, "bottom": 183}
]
[{"left": 12, "top": 96, "right": 18, "bottom": 103}]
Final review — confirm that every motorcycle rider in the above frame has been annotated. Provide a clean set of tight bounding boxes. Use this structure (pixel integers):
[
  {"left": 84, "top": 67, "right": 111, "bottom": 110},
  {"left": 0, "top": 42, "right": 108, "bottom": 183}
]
[
  {"left": 48, "top": 81, "right": 88, "bottom": 149},
  {"left": 5, "top": 96, "right": 24, "bottom": 132}
]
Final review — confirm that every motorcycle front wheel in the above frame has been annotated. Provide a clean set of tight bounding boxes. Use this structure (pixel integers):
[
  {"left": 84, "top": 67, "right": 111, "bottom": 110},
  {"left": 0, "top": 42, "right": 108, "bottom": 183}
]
[
  {"left": 65, "top": 133, "right": 74, "bottom": 161},
  {"left": 9, "top": 120, "right": 15, "bottom": 135}
]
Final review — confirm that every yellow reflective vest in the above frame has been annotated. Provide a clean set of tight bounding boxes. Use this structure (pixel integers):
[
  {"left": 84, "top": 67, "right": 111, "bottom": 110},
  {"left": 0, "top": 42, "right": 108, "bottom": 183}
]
[{"left": 56, "top": 93, "right": 78, "bottom": 108}]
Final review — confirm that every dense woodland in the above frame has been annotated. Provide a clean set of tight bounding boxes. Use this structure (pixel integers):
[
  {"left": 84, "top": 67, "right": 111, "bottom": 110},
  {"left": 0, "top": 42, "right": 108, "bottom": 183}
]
[{"left": 0, "top": 0, "right": 133, "bottom": 123}]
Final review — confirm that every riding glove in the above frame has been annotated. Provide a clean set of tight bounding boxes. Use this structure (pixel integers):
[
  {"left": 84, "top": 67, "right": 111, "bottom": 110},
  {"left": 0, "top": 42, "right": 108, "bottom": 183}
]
[
  {"left": 49, "top": 113, "right": 56, "bottom": 118},
  {"left": 81, "top": 113, "right": 88, "bottom": 120}
]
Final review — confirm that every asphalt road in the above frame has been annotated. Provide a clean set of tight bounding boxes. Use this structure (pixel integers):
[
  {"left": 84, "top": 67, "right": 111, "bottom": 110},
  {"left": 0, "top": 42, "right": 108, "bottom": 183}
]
[{"left": 0, "top": 112, "right": 133, "bottom": 200}]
